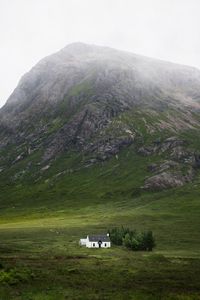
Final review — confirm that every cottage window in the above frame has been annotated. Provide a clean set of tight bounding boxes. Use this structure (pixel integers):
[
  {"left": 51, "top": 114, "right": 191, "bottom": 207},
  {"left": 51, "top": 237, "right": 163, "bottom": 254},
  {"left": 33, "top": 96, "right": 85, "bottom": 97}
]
[{"left": 93, "top": 243, "right": 95, "bottom": 247}]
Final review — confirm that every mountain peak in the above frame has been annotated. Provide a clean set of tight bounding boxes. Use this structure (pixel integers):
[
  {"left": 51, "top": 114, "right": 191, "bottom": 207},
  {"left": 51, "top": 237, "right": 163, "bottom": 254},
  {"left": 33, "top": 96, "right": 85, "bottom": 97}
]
[{"left": 60, "top": 42, "right": 100, "bottom": 55}]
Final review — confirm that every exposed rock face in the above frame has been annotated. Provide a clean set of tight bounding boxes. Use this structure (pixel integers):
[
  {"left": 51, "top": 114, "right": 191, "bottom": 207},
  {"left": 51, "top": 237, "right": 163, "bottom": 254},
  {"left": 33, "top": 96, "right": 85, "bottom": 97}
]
[
  {"left": 85, "top": 136, "right": 134, "bottom": 161},
  {"left": 142, "top": 138, "right": 196, "bottom": 190},
  {"left": 147, "top": 160, "right": 179, "bottom": 173},
  {"left": 143, "top": 169, "right": 194, "bottom": 191},
  {"left": 138, "top": 137, "right": 188, "bottom": 157},
  {"left": 138, "top": 146, "right": 155, "bottom": 156}
]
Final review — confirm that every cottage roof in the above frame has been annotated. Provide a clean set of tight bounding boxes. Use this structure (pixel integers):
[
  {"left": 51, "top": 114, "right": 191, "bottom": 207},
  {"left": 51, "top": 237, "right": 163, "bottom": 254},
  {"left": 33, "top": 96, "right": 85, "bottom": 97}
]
[{"left": 88, "top": 234, "right": 110, "bottom": 242}]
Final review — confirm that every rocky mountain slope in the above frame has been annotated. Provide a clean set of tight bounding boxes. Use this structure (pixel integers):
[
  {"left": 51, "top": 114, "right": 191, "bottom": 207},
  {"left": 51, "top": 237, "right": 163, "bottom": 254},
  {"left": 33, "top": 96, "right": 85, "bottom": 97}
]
[{"left": 0, "top": 42, "right": 200, "bottom": 193}]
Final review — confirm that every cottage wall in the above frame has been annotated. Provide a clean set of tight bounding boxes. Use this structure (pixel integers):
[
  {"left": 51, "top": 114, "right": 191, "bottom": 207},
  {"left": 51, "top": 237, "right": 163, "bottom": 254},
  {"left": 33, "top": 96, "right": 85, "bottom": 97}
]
[
  {"left": 79, "top": 238, "right": 87, "bottom": 246},
  {"left": 86, "top": 240, "right": 111, "bottom": 248},
  {"left": 80, "top": 235, "right": 111, "bottom": 248}
]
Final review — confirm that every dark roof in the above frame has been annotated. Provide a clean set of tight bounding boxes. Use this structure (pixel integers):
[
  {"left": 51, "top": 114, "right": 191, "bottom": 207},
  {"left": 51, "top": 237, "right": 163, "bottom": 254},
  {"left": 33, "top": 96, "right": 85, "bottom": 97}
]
[{"left": 88, "top": 235, "right": 110, "bottom": 242}]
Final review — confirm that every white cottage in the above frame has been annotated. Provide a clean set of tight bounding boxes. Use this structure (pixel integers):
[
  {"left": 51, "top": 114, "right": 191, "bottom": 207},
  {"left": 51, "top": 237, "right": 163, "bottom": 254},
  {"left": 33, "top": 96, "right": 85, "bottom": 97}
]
[{"left": 79, "top": 234, "right": 111, "bottom": 248}]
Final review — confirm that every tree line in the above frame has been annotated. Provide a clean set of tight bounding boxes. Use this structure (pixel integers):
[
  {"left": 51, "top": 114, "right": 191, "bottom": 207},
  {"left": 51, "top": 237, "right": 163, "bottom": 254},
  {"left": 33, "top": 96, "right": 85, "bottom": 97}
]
[{"left": 108, "top": 227, "right": 156, "bottom": 251}]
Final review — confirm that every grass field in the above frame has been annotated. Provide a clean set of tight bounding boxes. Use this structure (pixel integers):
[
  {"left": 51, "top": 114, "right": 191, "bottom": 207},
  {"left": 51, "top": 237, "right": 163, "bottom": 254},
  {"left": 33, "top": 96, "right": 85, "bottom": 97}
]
[
  {"left": 1, "top": 182, "right": 200, "bottom": 299},
  {"left": 1, "top": 138, "right": 200, "bottom": 299}
]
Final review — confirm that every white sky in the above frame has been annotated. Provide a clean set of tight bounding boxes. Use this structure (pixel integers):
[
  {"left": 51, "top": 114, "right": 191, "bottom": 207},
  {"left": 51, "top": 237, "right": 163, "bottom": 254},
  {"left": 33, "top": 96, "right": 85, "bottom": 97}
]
[{"left": 0, "top": 0, "right": 200, "bottom": 107}]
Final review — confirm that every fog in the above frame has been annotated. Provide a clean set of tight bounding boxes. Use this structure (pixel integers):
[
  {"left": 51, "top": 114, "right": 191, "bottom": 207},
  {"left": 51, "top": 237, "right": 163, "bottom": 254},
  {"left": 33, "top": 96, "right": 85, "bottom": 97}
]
[{"left": 0, "top": 0, "right": 200, "bottom": 107}]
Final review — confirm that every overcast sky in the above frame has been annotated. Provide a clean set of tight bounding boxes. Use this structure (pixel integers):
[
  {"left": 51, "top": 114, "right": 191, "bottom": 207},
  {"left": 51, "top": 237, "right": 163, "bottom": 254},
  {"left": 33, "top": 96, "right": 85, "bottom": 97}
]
[{"left": 0, "top": 0, "right": 200, "bottom": 107}]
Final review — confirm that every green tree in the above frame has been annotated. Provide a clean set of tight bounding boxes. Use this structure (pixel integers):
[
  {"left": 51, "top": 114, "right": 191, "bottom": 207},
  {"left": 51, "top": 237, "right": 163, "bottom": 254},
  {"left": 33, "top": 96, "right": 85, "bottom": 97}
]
[
  {"left": 142, "top": 231, "right": 156, "bottom": 251},
  {"left": 122, "top": 233, "right": 132, "bottom": 249},
  {"left": 130, "top": 238, "right": 140, "bottom": 251},
  {"left": 108, "top": 226, "right": 156, "bottom": 251}
]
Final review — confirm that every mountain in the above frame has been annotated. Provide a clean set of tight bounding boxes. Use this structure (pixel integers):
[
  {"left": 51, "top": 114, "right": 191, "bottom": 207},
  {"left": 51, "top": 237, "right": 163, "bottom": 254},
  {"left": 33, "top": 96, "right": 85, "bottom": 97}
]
[
  {"left": 1, "top": 43, "right": 200, "bottom": 299},
  {"left": 1, "top": 42, "right": 200, "bottom": 198}
]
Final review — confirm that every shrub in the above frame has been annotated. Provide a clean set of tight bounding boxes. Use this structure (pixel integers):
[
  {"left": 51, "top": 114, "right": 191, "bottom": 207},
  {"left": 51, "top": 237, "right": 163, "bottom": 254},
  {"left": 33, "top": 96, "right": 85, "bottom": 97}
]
[
  {"left": 142, "top": 230, "right": 156, "bottom": 251},
  {"left": 109, "top": 226, "right": 156, "bottom": 251},
  {"left": 130, "top": 238, "right": 140, "bottom": 251},
  {"left": 123, "top": 233, "right": 132, "bottom": 249},
  {"left": 0, "top": 267, "right": 33, "bottom": 285}
]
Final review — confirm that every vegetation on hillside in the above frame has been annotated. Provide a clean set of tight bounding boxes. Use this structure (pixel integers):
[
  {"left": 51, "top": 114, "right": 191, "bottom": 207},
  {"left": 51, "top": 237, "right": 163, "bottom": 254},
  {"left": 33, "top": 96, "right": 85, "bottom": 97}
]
[{"left": 109, "top": 226, "right": 156, "bottom": 251}]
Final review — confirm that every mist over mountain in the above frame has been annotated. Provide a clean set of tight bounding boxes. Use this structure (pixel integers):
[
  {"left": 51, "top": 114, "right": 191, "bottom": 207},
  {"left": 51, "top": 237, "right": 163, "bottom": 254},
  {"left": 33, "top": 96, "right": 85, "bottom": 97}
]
[
  {"left": 3, "top": 43, "right": 200, "bottom": 114},
  {"left": 1, "top": 43, "right": 200, "bottom": 190}
]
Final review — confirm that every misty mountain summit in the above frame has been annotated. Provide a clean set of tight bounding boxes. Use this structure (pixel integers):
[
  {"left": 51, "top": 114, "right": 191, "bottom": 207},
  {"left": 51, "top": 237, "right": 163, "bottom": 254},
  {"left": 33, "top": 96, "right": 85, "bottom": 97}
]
[{"left": 0, "top": 43, "right": 200, "bottom": 190}]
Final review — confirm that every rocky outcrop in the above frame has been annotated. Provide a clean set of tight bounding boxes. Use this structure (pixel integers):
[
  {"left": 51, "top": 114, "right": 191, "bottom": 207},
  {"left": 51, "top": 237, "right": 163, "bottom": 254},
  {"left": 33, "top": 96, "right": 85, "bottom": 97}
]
[
  {"left": 147, "top": 160, "right": 179, "bottom": 173},
  {"left": 138, "top": 137, "right": 188, "bottom": 157},
  {"left": 138, "top": 146, "right": 155, "bottom": 156},
  {"left": 85, "top": 136, "right": 134, "bottom": 161},
  {"left": 145, "top": 155, "right": 196, "bottom": 190},
  {"left": 143, "top": 168, "right": 194, "bottom": 191}
]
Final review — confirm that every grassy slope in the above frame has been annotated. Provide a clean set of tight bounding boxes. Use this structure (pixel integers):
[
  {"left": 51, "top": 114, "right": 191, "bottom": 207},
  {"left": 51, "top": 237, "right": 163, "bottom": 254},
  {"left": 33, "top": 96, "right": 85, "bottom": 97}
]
[{"left": 0, "top": 110, "right": 200, "bottom": 299}]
